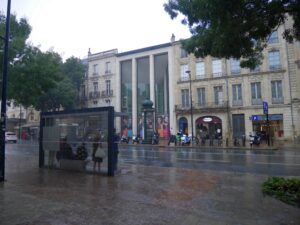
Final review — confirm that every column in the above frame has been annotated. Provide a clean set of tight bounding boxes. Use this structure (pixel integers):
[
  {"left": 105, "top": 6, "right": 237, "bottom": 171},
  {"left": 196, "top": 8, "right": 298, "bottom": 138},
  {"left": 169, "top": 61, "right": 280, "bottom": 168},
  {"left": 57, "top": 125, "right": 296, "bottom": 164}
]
[
  {"left": 132, "top": 58, "right": 137, "bottom": 135},
  {"left": 150, "top": 55, "right": 155, "bottom": 104},
  {"left": 168, "top": 49, "right": 175, "bottom": 134}
]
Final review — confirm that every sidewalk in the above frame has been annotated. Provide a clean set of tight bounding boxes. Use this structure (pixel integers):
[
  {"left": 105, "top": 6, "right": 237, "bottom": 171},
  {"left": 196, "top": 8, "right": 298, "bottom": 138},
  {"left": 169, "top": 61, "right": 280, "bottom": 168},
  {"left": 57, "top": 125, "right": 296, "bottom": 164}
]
[{"left": 1, "top": 146, "right": 299, "bottom": 225}]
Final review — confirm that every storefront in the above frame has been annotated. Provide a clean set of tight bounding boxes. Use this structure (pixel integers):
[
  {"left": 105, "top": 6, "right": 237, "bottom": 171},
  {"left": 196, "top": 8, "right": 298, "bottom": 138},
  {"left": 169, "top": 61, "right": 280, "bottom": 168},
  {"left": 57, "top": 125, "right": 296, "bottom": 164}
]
[
  {"left": 251, "top": 114, "right": 284, "bottom": 138},
  {"left": 178, "top": 117, "right": 188, "bottom": 134},
  {"left": 196, "top": 116, "right": 222, "bottom": 139}
]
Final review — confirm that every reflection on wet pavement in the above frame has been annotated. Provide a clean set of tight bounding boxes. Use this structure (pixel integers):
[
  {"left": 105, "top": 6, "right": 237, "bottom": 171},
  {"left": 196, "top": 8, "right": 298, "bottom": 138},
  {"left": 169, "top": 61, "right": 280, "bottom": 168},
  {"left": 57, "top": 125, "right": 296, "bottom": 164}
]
[{"left": 1, "top": 143, "right": 299, "bottom": 225}]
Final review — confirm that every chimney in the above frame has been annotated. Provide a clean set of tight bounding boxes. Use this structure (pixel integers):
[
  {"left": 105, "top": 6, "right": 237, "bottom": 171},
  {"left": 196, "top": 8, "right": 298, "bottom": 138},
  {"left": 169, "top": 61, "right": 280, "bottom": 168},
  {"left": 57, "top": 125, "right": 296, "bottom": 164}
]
[
  {"left": 88, "top": 48, "right": 91, "bottom": 56},
  {"left": 170, "top": 33, "right": 175, "bottom": 42}
]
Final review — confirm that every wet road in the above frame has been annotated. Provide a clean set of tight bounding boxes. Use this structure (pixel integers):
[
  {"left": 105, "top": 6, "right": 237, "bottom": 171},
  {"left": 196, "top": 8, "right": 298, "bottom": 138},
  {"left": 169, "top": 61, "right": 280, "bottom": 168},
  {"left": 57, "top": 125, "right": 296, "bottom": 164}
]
[
  {"left": 2, "top": 142, "right": 300, "bottom": 225},
  {"left": 6, "top": 142, "right": 300, "bottom": 176},
  {"left": 119, "top": 145, "right": 300, "bottom": 176}
]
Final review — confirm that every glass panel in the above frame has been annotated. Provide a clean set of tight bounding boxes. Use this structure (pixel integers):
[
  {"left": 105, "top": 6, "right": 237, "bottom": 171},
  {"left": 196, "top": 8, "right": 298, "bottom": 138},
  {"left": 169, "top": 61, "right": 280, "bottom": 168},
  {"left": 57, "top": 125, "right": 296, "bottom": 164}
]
[
  {"left": 137, "top": 57, "right": 150, "bottom": 115},
  {"left": 212, "top": 59, "right": 222, "bottom": 77},
  {"left": 180, "top": 64, "right": 189, "bottom": 81},
  {"left": 196, "top": 62, "right": 205, "bottom": 79},
  {"left": 42, "top": 111, "right": 111, "bottom": 174},
  {"left": 121, "top": 60, "right": 133, "bottom": 139},
  {"left": 230, "top": 59, "right": 241, "bottom": 74},
  {"left": 268, "top": 31, "right": 278, "bottom": 44},
  {"left": 271, "top": 81, "right": 276, "bottom": 98},
  {"left": 268, "top": 51, "right": 281, "bottom": 70}
]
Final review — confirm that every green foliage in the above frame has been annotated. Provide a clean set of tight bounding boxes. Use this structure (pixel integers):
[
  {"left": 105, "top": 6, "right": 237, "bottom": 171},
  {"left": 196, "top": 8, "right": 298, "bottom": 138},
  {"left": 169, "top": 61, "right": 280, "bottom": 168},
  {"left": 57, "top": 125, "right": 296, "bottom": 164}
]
[
  {"left": 35, "top": 77, "right": 77, "bottom": 111},
  {"left": 164, "top": 0, "right": 300, "bottom": 68},
  {"left": 0, "top": 13, "right": 85, "bottom": 112},
  {"left": 9, "top": 46, "right": 63, "bottom": 108},
  {"left": 62, "top": 57, "right": 86, "bottom": 91},
  {"left": 262, "top": 177, "right": 300, "bottom": 207}
]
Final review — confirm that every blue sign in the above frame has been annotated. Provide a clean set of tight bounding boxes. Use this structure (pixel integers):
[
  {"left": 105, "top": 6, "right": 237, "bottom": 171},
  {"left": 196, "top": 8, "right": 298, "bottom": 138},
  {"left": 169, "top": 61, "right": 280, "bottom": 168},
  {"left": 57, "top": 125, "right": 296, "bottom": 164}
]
[
  {"left": 250, "top": 114, "right": 283, "bottom": 121},
  {"left": 263, "top": 101, "right": 268, "bottom": 114}
]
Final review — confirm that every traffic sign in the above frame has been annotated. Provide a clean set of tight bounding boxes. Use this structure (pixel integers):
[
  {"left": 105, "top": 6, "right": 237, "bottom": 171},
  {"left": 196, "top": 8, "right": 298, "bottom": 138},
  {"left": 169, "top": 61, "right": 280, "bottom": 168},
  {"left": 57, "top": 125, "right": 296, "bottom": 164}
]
[{"left": 263, "top": 101, "right": 268, "bottom": 114}]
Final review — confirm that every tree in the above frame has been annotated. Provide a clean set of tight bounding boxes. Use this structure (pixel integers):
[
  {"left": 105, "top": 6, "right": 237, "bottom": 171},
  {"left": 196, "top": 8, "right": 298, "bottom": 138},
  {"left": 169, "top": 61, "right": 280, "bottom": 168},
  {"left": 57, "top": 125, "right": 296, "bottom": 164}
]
[
  {"left": 35, "top": 77, "right": 77, "bottom": 112},
  {"left": 164, "top": 0, "right": 300, "bottom": 68},
  {"left": 0, "top": 13, "right": 31, "bottom": 65},
  {"left": 61, "top": 56, "right": 86, "bottom": 104},
  {"left": 8, "top": 46, "right": 63, "bottom": 108}
]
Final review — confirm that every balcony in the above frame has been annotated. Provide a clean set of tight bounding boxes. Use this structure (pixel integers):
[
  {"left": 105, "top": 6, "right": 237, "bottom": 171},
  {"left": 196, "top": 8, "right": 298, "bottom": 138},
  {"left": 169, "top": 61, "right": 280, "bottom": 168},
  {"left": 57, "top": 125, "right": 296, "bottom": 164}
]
[
  {"left": 175, "top": 101, "right": 228, "bottom": 114},
  {"left": 251, "top": 99, "right": 263, "bottom": 105},
  {"left": 178, "top": 76, "right": 190, "bottom": 82},
  {"left": 272, "top": 97, "right": 284, "bottom": 104},
  {"left": 89, "top": 91, "right": 100, "bottom": 99},
  {"left": 103, "top": 70, "right": 113, "bottom": 77},
  {"left": 269, "top": 64, "right": 282, "bottom": 71},
  {"left": 101, "top": 90, "right": 113, "bottom": 98},
  {"left": 232, "top": 100, "right": 243, "bottom": 106}
]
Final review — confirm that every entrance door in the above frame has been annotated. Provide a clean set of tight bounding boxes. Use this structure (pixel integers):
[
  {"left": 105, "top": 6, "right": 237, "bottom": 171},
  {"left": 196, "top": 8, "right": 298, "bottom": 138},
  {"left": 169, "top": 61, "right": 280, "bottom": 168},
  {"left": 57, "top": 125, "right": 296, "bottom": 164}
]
[
  {"left": 178, "top": 117, "right": 188, "bottom": 134},
  {"left": 232, "top": 114, "right": 245, "bottom": 138}
]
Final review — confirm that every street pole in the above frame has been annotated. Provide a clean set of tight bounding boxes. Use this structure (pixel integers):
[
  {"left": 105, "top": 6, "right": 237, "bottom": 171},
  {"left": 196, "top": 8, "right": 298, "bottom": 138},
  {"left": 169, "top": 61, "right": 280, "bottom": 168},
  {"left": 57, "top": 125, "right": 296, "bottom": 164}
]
[
  {"left": 0, "top": 0, "right": 11, "bottom": 182},
  {"left": 186, "top": 70, "right": 194, "bottom": 144},
  {"left": 266, "top": 113, "right": 270, "bottom": 146}
]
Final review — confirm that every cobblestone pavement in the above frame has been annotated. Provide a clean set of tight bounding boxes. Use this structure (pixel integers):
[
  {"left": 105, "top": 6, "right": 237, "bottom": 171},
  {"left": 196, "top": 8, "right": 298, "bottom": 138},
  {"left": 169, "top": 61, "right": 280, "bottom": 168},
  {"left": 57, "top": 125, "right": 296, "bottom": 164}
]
[{"left": 0, "top": 143, "right": 299, "bottom": 225}]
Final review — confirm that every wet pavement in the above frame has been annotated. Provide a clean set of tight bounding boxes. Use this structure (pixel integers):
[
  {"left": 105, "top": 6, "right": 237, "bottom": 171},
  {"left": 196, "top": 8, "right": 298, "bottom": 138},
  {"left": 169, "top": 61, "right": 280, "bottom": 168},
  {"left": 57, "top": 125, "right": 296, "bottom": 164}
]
[{"left": 0, "top": 143, "right": 299, "bottom": 225}]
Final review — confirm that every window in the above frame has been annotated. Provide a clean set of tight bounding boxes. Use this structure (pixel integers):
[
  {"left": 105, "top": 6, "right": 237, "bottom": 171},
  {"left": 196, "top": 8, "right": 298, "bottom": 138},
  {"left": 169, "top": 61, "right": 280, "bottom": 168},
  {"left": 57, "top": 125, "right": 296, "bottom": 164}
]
[
  {"left": 196, "top": 62, "right": 205, "bottom": 79},
  {"left": 180, "top": 64, "right": 189, "bottom": 81},
  {"left": 181, "top": 89, "right": 190, "bottom": 107},
  {"left": 271, "top": 80, "right": 283, "bottom": 103},
  {"left": 93, "top": 82, "right": 98, "bottom": 92},
  {"left": 212, "top": 59, "right": 222, "bottom": 77},
  {"left": 230, "top": 59, "right": 241, "bottom": 75},
  {"left": 214, "top": 86, "right": 223, "bottom": 105},
  {"left": 251, "top": 82, "right": 262, "bottom": 105},
  {"left": 105, "top": 80, "right": 111, "bottom": 95},
  {"left": 268, "top": 50, "right": 281, "bottom": 70},
  {"left": 93, "top": 64, "right": 99, "bottom": 75},
  {"left": 268, "top": 31, "right": 278, "bottom": 44},
  {"left": 105, "top": 62, "right": 111, "bottom": 74},
  {"left": 180, "top": 48, "right": 188, "bottom": 58},
  {"left": 197, "top": 88, "right": 205, "bottom": 106},
  {"left": 232, "top": 84, "right": 243, "bottom": 106}
]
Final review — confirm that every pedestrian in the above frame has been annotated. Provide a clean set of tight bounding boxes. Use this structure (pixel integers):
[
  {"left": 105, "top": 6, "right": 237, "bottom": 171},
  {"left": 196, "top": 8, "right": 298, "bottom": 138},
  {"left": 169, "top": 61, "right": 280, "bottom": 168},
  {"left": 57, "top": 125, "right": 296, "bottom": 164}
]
[
  {"left": 57, "top": 136, "right": 74, "bottom": 160},
  {"left": 92, "top": 142, "right": 106, "bottom": 172}
]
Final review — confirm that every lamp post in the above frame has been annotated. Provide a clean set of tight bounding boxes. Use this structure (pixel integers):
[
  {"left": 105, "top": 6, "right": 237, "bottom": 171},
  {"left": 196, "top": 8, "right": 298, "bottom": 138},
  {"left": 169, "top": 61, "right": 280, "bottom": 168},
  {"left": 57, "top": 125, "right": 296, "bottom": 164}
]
[
  {"left": 0, "top": 0, "right": 11, "bottom": 182},
  {"left": 186, "top": 70, "right": 194, "bottom": 144}
]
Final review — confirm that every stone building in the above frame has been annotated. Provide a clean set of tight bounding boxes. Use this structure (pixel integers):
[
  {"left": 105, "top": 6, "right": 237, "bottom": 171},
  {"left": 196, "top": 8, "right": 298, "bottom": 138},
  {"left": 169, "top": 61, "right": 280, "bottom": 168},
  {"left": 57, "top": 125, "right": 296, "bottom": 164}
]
[
  {"left": 83, "top": 49, "right": 118, "bottom": 108},
  {"left": 84, "top": 24, "right": 300, "bottom": 143}
]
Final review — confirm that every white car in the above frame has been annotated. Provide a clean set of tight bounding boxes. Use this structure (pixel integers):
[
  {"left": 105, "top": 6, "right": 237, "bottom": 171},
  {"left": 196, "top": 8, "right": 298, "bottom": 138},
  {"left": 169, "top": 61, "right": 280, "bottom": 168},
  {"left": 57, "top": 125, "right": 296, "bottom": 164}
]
[{"left": 5, "top": 132, "right": 17, "bottom": 143}]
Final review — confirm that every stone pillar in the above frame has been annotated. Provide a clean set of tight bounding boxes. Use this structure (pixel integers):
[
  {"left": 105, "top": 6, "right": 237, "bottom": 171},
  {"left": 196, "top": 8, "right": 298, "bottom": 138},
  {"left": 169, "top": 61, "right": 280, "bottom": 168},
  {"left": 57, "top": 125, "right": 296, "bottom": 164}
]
[
  {"left": 168, "top": 48, "right": 175, "bottom": 134},
  {"left": 150, "top": 55, "right": 155, "bottom": 105},
  {"left": 132, "top": 58, "right": 137, "bottom": 135}
]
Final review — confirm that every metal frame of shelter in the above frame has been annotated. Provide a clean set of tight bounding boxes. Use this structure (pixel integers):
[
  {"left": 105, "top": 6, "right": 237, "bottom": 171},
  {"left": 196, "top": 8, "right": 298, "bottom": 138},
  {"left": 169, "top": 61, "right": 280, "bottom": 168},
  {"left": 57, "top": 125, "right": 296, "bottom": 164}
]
[{"left": 39, "top": 107, "right": 115, "bottom": 176}]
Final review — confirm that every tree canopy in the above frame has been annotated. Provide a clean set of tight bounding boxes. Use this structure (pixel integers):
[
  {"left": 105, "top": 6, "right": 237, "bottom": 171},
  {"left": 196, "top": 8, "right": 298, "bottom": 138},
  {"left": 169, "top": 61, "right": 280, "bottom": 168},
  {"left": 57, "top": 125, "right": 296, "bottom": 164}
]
[{"left": 164, "top": 0, "right": 300, "bottom": 68}]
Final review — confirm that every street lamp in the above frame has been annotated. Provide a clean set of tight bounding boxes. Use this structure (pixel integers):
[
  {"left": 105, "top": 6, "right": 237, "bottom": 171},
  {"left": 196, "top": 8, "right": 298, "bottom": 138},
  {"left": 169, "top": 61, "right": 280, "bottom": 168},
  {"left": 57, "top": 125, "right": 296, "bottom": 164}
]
[{"left": 186, "top": 70, "right": 194, "bottom": 144}]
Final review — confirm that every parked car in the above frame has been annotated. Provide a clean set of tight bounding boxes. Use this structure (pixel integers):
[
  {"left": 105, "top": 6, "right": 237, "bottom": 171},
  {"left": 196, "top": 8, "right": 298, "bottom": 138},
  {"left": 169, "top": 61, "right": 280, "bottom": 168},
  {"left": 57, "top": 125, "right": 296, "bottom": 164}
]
[{"left": 5, "top": 132, "right": 17, "bottom": 143}]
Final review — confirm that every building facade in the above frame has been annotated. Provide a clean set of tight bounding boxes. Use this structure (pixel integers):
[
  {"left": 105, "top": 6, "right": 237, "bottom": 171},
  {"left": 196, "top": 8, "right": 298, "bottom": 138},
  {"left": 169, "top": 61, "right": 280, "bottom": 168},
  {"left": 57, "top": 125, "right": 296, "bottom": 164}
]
[
  {"left": 84, "top": 24, "right": 300, "bottom": 143},
  {"left": 83, "top": 49, "right": 118, "bottom": 108}
]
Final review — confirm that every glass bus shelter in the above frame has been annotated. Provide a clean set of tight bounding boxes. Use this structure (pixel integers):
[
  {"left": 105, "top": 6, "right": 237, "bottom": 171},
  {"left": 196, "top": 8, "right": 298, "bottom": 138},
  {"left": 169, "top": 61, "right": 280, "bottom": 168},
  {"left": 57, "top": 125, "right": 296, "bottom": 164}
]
[{"left": 39, "top": 107, "right": 115, "bottom": 176}]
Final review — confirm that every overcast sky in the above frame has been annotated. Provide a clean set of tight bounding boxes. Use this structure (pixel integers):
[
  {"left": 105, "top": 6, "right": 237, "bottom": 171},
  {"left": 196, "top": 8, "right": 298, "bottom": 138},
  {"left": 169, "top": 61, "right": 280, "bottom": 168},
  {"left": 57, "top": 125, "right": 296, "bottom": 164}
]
[{"left": 0, "top": 0, "right": 191, "bottom": 60}]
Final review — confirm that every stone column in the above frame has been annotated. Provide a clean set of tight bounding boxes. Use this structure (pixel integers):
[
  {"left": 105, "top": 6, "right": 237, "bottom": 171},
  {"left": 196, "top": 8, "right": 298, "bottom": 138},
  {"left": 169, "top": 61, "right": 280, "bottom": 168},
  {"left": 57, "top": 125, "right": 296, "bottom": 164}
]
[
  {"left": 150, "top": 55, "right": 155, "bottom": 105},
  {"left": 132, "top": 58, "right": 137, "bottom": 135}
]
